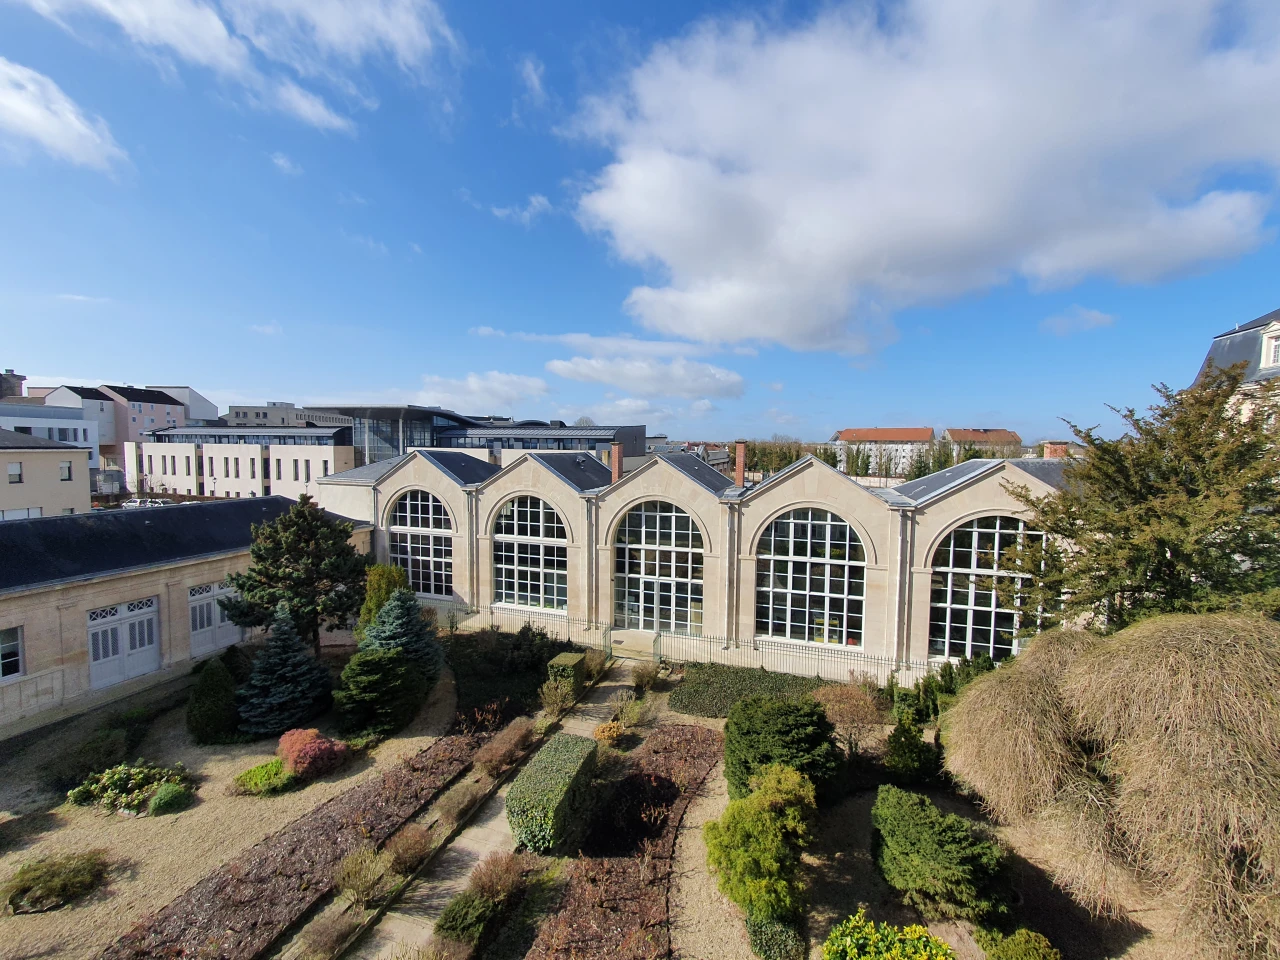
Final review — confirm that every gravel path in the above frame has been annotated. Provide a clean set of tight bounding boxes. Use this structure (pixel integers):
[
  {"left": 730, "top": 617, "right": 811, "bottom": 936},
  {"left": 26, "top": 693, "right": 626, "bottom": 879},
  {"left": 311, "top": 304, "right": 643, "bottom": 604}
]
[
  {"left": 668, "top": 760, "right": 753, "bottom": 960},
  {"left": 0, "top": 670, "right": 456, "bottom": 960}
]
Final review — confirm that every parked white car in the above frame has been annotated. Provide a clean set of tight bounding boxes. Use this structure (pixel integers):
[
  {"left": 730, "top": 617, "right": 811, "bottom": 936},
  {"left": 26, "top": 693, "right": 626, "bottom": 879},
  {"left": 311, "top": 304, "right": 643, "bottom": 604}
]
[{"left": 120, "top": 498, "right": 174, "bottom": 509}]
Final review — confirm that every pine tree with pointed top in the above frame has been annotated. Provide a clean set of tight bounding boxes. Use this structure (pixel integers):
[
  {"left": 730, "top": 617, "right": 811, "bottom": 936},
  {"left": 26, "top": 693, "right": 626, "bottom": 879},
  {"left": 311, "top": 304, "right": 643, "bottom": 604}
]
[{"left": 236, "top": 603, "right": 332, "bottom": 737}]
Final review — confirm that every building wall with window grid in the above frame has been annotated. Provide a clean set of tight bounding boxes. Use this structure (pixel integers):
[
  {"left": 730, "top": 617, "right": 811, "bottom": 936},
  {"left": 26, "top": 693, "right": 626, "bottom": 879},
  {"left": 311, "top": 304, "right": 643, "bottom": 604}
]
[
  {"left": 493, "top": 496, "right": 567, "bottom": 610},
  {"left": 388, "top": 490, "right": 454, "bottom": 597},
  {"left": 613, "top": 500, "right": 705, "bottom": 634},
  {"left": 755, "top": 508, "right": 866, "bottom": 645},
  {"left": 928, "top": 515, "right": 1044, "bottom": 661},
  {"left": 0, "top": 626, "right": 21, "bottom": 679}
]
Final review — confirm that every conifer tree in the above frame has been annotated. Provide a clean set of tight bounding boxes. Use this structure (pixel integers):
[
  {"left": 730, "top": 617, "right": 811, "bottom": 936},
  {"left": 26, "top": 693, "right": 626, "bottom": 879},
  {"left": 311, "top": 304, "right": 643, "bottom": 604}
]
[
  {"left": 354, "top": 564, "right": 410, "bottom": 640},
  {"left": 333, "top": 648, "right": 420, "bottom": 735},
  {"left": 220, "top": 494, "right": 369, "bottom": 653},
  {"left": 236, "top": 603, "right": 332, "bottom": 737},
  {"left": 358, "top": 588, "right": 443, "bottom": 690}
]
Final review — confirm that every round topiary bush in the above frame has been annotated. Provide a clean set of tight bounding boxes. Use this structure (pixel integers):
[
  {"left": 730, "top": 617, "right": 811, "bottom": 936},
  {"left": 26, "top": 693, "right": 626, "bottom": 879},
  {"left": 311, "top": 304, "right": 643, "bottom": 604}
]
[
  {"left": 821, "top": 907, "right": 956, "bottom": 959},
  {"left": 147, "top": 782, "right": 194, "bottom": 816},
  {"left": 186, "top": 657, "right": 241, "bottom": 744},
  {"left": 746, "top": 916, "right": 806, "bottom": 960},
  {"left": 724, "top": 695, "right": 840, "bottom": 800},
  {"left": 985, "top": 929, "right": 1062, "bottom": 960},
  {"left": 277, "top": 728, "right": 351, "bottom": 781}
]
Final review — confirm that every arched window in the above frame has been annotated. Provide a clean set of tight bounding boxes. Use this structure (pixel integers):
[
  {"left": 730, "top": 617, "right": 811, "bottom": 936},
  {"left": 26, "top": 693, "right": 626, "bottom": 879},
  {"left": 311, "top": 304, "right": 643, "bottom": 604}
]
[
  {"left": 929, "top": 515, "right": 1044, "bottom": 661},
  {"left": 613, "top": 501, "right": 704, "bottom": 634},
  {"left": 493, "top": 496, "right": 568, "bottom": 610},
  {"left": 755, "top": 508, "right": 866, "bottom": 645},
  {"left": 388, "top": 490, "right": 453, "bottom": 597}
]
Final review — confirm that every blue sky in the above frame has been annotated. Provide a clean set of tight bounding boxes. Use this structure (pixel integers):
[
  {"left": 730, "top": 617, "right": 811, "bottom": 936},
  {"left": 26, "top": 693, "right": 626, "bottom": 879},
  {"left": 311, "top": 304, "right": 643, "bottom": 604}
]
[{"left": 2, "top": 0, "right": 1279, "bottom": 443}]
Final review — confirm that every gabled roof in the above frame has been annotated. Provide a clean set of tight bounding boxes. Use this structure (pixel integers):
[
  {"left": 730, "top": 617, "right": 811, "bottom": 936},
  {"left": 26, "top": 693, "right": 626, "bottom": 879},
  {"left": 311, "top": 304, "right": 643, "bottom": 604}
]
[
  {"left": 660, "top": 453, "right": 734, "bottom": 494},
  {"left": 530, "top": 452, "right": 613, "bottom": 492},
  {"left": 832, "top": 427, "right": 933, "bottom": 443},
  {"left": 0, "top": 497, "right": 304, "bottom": 594},
  {"left": 1214, "top": 306, "right": 1280, "bottom": 339},
  {"left": 892, "top": 459, "right": 1003, "bottom": 505},
  {"left": 943, "top": 428, "right": 1022, "bottom": 445},
  {"left": 103, "top": 385, "right": 182, "bottom": 405},
  {"left": 57, "top": 385, "right": 112, "bottom": 401},
  {"left": 1007, "top": 458, "right": 1071, "bottom": 490},
  {"left": 1200, "top": 307, "right": 1280, "bottom": 385},
  {"left": 416, "top": 450, "right": 502, "bottom": 486},
  {"left": 319, "top": 453, "right": 413, "bottom": 485},
  {"left": 0, "top": 427, "right": 81, "bottom": 450}
]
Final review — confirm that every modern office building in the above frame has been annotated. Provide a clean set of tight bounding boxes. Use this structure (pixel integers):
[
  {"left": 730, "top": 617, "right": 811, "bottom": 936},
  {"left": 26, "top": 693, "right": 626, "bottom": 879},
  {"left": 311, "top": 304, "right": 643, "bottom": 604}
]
[
  {"left": 316, "top": 443, "right": 1067, "bottom": 672},
  {"left": 305, "top": 404, "right": 645, "bottom": 468},
  {"left": 0, "top": 428, "right": 92, "bottom": 520},
  {"left": 227, "top": 401, "right": 353, "bottom": 428},
  {"left": 130, "top": 424, "right": 355, "bottom": 499}
]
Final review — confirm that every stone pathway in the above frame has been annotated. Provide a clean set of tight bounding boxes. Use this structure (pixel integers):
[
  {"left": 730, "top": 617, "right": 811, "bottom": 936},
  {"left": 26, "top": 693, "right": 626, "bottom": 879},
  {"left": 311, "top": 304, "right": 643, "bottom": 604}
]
[{"left": 349, "top": 661, "right": 637, "bottom": 959}]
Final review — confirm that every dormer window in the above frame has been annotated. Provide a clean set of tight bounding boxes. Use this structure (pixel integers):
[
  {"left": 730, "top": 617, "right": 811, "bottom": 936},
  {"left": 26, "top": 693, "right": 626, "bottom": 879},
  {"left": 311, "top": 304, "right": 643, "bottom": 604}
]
[{"left": 1269, "top": 335, "right": 1280, "bottom": 367}]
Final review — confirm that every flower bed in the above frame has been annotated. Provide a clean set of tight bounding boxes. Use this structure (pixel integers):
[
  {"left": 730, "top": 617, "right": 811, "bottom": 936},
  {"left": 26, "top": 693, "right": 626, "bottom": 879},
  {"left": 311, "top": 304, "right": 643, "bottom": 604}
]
[
  {"left": 525, "top": 724, "right": 723, "bottom": 960},
  {"left": 96, "top": 732, "right": 482, "bottom": 960}
]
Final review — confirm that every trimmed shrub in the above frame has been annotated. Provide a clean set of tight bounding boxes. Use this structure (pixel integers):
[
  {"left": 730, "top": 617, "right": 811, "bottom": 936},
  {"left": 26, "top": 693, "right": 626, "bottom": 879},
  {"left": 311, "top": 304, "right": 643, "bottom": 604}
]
[
  {"left": 277, "top": 728, "right": 351, "bottom": 781},
  {"left": 434, "top": 889, "right": 503, "bottom": 946},
  {"left": 474, "top": 718, "right": 534, "bottom": 777},
  {"left": 385, "top": 823, "right": 435, "bottom": 874},
  {"left": 631, "top": 661, "right": 659, "bottom": 694},
  {"left": 231, "top": 757, "right": 299, "bottom": 796},
  {"left": 538, "top": 677, "right": 575, "bottom": 718},
  {"left": 506, "top": 733, "right": 598, "bottom": 853},
  {"left": 669, "top": 662, "right": 824, "bottom": 718},
  {"left": 469, "top": 851, "right": 528, "bottom": 904},
  {"left": 236, "top": 603, "right": 331, "bottom": 738},
  {"left": 884, "top": 710, "right": 941, "bottom": 785},
  {"left": 187, "top": 657, "right": 242, "bottom": 744},
  {"left": 48, "top": 727, "right": 128, "bottom": 790},
  {"left": 821, "top": 908, "right": 956, "bottom": 959},
  {"left": 219, "top": 642, "right": 256, "bottom": 684},
  {"left": 335, "top": 647, "right": 423, "bottom": 736},
  {"left": 582, "top": 647, "right": 608, "bottom": 682},
  {"left": 335, "top": 846, "right": 393, "bottom": 909},
  {"left": 302, "top": 912, "right": 359, "bottom": 957},
  {"left": 1, "top": 850, "right": 110, "bottom": 913},
  {"left": 593, "top": 720, "right": 624, "bottom": 743},
  {"left": 705, "top": 765, "right": 816, "bottom": 923},
  {"left": 356, "top": 563, "right": 411, "bottom": 640},
  {"left": 360, "top": 588, "right": 444, "bottom": 687},
  {"left": 871, "top": 785, "right": 1005, "bottom": 922},
  {"left": 147, "top": 782, "right": 194, "bottom": 816},
  {"left": 746, "top": 917, "right": 806, "bottom": 960},
  {"left": 609, "top": 689, "right": 654, "bottom": 729},
  {"left": 532, "top": 716, "right": 556, "bottom": 738},
  {"left": 546, "top": 652, "right": 585, "bottom": 696},
  {"left": 434, "top": 780, "right": 486, "bottom": 827},
  {"left": 724, "top": 695, "right": 840, "bottom": 800},
  {"left": 68, "top": 759, "right": 194, "bottom": 814},
  {"left": 985, "top": 929, "right": 1062, "bottom": 960}
]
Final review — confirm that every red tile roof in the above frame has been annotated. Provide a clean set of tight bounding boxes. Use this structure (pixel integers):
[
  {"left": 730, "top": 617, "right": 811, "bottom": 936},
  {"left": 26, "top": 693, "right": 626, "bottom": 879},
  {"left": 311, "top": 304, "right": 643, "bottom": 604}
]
[
  {"left": 944, "top": 428, "right": 1022, "bottom": 445},
  {"left": 833, "top": 427, "right": 934, "bottom": 443}
]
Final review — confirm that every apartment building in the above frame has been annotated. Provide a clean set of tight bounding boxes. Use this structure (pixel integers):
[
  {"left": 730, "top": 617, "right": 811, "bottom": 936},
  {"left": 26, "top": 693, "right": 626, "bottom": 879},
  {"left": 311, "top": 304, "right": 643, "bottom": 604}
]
[
  {"left": 227, "top": 401, "right": 353, "bottom": 428},
  {"left": 0, "top": 401, "right": 99, "bottom": 468},
  {"left": 0, "top": 428, "right": 92, "bottom": 520},
  {"left": 942, "top": 428, "right": 1024, "bottom": 458},
  {"left": 828, "top": 427, "right": 935, "bottom": 476},
  {"left": 1198, "top": 306, "right": 1280, "bottom": 418}
]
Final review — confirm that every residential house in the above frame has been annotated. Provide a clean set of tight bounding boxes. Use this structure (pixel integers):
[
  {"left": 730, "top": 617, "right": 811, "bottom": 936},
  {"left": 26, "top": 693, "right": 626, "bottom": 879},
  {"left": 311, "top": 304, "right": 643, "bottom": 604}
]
[{"left": 0, "top": 428, "right": 91, "bottom": 520}]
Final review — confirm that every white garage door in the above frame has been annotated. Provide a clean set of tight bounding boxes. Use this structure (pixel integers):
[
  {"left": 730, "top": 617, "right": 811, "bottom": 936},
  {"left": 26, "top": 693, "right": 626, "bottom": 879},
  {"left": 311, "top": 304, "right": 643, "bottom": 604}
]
[
  {"left": 89, "top": 597, "right": 161, "bottom": 690},
  {"left": 188, "top": 583, "right": 244, "bottom": 658}
]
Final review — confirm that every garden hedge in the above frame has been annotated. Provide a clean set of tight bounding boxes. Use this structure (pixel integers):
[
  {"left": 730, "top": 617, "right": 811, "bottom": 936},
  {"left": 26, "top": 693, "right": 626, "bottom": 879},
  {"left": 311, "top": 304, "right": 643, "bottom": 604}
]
[
  {"left": 506, "top": 733, "right": 597, "bottom": 853},
  {"left": 669, "top": 663, "right": 824, "bottom": 718},
  {"left": 547, "top": 652, "right": 586, "bottom": 696},
  {"left": 871, "top": 785, "right": 1005, "bottom": 922}
]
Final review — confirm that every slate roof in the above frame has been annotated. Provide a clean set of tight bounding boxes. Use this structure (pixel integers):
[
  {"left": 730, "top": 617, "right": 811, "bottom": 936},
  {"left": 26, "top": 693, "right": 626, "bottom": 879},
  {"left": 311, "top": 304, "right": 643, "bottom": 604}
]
[
  {"left": 660, "top": 453, "right": 734, "bottom": 494},
  {"left": 892, "top": 459, "right": 1001, "bottom": 504},
  {"left": 530, "top": 452, "right": 613, "bottom": 491},
  {"left": 417, "top": 450, "right": 502, "bottom": 486},
  {"left": 437, "top": 425, "right": 629, "bottom": 439},
  {"left": 1200, "top": 307, "right": 1280, "bottom": 385},
  {"left": 0, "top": 497, "right": 302, "bottom": 594},
  {"left": 103, "top": 385, "right": 183, "bottom": 405},
  {"left": 319, "top": 453, "right": 413, "bottom": 485},
  {"left": 0, "top": 427, "right": 80, "bottom": 450},
  {"left": 1007, "top": 458, "right": 1071, "bottom": 490},
  {"left": 58, "top": 385, "right": 112, "bottom": 401}
]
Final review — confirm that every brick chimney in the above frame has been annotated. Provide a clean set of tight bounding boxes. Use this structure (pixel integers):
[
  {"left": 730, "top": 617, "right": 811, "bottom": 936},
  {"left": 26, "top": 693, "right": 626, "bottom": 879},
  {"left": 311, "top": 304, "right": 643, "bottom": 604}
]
[
  {"left": 1043, "top": 442, "right": 1069, "bottom": 459},
  {"left": 611, "top": 441, "right": 624, "bottom": 484},
  {"left": 735, "top": 438, "right": 747, "bottom": 487}
]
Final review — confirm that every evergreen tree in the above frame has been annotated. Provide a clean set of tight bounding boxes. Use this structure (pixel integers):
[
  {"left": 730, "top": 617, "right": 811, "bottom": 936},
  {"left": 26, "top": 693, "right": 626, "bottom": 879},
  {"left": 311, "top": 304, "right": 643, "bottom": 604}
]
[
  {"left": 355, "top": 563, "right": 410, "bottom": 640},
  {"left": 1003, "top": 363, "right": 1280, "bottom": 631},
  {"left": 334, "top": 648, "right": 421, "bottom": 735},
  {"left": 236, "top": 603, "right": 332, "bottom": 737},
  {"left": 186, "top": 657, "right": 240, "bottom": 744},
  {"left": 814, "top": 446, "right": 840, "bottom": 469},
  {"left": 359, "top": 588, "right": 444, "bottom": 689},
  {"left": 220, "top": 494, "right": 370, "bottom": 652}
]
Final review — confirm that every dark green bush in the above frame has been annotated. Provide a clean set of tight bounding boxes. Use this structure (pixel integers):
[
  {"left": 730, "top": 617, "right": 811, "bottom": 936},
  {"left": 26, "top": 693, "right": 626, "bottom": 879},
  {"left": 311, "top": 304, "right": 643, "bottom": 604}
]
[
  {"left": 334, "top": 647, "right": 423, "bottom": 736},
  {"left": 985, "top": 929, "right": 1062, "bottom": 960},
  {"left": 669, "top": 663, "right": 824, "bottom": 718},
  {"left": 434, "top": 889, "right": 503, "bottom": 945},
  {"left": 546, "top": 651, "right": 586, "bottom": 697},
  {"left": 231, "top": 757, "right": 299, "bottom": 796},
  {"left": 871, "top": 785, "right": 1005, "bottom": 922},
  {"left": 442, "top": 623, "right": 575, "bottom": 717},
  {"left": 724, "top": 695, "right": 840, "bottom": 799},
  {"left": 506, "top": 733, "right": 597, "bottom": 853},
  {"left": 360, "top": 588, "right": 444, "bottom": 689},
  {"left": 936, "top": 653, "right": 995, "bottom": 694},
  {"left": 1, "top": 849, "right": 110, "bottom": 913},
  {"left": 48, "top": 727, "right": 128, "bottom": 790},
  {"left": 147, "top": 782, "right": 194, "bottom": 816},
  {"left": 746, "top": 917, "right": 806, "bottom": 960},
  {"left": 186, "top": 657, "right": 241, "bottom": 744},
  {"left": 236, "top": 604, "right": 331, "bottom": 738},
  {"left": 67, "top": 759, "right": 194, "bottom": 814},
  {"left": 219, "top": 643, "right": 256, "bottom": 684},
  {"left": 883, "top": 710, "right": 940, "bottom": 785}
]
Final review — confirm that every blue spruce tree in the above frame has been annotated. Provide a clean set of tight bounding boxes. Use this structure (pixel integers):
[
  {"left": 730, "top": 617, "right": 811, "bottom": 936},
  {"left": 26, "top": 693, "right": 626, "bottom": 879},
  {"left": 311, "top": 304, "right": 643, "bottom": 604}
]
[
  {"left": 237, "top": 603, "right": 332, "bottom": 737},
  {"left": 358, "top": 588, "right": 443, "bottom": 692}
]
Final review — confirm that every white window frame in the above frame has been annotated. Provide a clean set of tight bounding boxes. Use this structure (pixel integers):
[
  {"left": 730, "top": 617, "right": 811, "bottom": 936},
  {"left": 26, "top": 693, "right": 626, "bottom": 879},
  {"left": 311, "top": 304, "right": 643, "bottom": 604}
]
[
  {"left": 613, "top": 500, "right": 705, "bottom": 635},
  {"left": 0, "top": 625, "right": 22, "bottom": 681},
  {"left": 493, "top": 496, "right": 568, "bottom": 611},
  {"left": 388, "top": 490, "right": 454, "bottom": 597}
]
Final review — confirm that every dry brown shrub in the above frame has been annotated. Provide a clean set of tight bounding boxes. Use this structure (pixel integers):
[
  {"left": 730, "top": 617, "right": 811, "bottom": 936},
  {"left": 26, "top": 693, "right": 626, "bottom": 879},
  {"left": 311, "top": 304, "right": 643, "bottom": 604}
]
[
  {"left": 1014, "top": 628, "right": 1098, "bottom": 679},
  {"left": 390, "top": 938, "right": 469, "bottom": 960},
  {"left": 631, "top": 661, "right": 659, "bottom": 693},
  {"left": 1032, "top": 779, "right": 1127, "bottom": 919},
  {"left": 301, "top": 911, "right": 359, "bottom": 958},
  {"left": 385, "top": 822, "right": 435, "bottom": 874},
  {"left": 434, "top": 780, "right": 486, "bottom": 828},
  {"left": 468, "top": 850, "right": 530, "bottom": 904},
  {"left": 812, "top": 682, "right": 883, "bottom": 757},
  {"left": 334, "top": 846, "right": 394, "bottom": 910},
  {"left": 582, "top": 647, "right": 608, "bottom": 682},
  {"left": 474, "top": 718, "right": 534, "bottom": 777}
]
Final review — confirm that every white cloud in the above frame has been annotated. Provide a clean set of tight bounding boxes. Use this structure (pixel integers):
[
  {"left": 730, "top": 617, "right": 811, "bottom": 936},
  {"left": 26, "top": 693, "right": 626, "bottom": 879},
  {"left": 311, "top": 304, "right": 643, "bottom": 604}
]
[
  {"left": 0, "top": 57, "right": 126, "bottom": 170},
  {"left": 767, "top": 381, "right": 784, "bottom": 392},
  {"left": 16, "top": 0, "right": 454, "bottom": 131},
  {"left": 1040, "top": 305, "right": 1115, "bottom": 337},
  {"left": 474, "top": 328, "right": 704, "bottom": 359},
  {"left": 491, "top": 193, "right": 551, "bottom": 228},
  {"left": 766, "top": 408, "right": 802, "bottom": 426},
  {"left": 56, "top": 292, "right": 111, "bottom": 302},
  {"left": 339, "top": 190, "right": 366, "bottom": 205},
  {"left": 416, "top": 371, "right": 547, "bottom": 414},
  {"left": 546, "top": 355, "right": 744, "bottom": 399},
  {"left": 270, "top": 150, "right": 301, "bottom": 174},
  {"left": 689, "top": 398, "right": 715, "bottom": 416},
  {"left": 341, "top": 229, "right": 388, "bottom": 255},
  {"left": 249, "top": 322, "right": 282, "bottom": 334},
  {"left": 518, "top": 54, "right": 546, "bottom": 107},
  {"left": 572, "top": 1, "right": 1280, "bottom": 352},
  {"left": 409, "top": 241, "right": 422, "bottom": 254}
]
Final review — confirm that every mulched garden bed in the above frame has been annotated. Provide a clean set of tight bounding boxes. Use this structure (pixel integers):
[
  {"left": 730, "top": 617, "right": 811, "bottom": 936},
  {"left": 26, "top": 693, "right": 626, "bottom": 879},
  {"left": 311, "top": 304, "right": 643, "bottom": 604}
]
[
  {"left": 96, "top": 733, "right": 483, "bottom": 960},
  {"left": 525, "top": 724, "right": 723, "bottom": 960}
]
